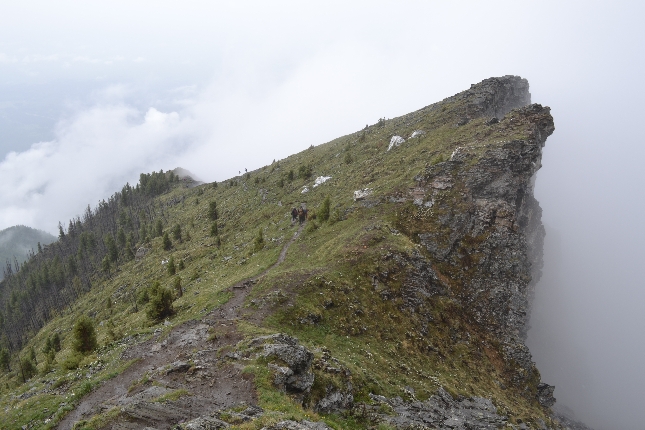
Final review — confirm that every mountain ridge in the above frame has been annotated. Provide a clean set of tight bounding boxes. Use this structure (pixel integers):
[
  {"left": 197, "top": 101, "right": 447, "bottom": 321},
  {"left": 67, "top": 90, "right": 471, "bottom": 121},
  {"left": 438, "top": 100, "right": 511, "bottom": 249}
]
[{"left": 0, "top": 76, "right": 591, "bottom": 430}]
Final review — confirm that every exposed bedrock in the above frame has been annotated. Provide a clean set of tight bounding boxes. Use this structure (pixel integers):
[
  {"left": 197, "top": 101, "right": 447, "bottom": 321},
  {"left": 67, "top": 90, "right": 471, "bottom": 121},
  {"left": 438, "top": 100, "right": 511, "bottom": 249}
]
[{"left": 397, "top": 77, "right": 555, "bottom": 403}]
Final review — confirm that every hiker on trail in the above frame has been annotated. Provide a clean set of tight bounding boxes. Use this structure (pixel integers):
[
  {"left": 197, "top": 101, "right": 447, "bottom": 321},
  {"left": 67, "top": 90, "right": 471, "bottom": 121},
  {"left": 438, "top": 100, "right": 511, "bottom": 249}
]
[
  {"left": 298, "top": 208, "right": 306, "bottom": 225},
  {"left": 291, "top": 207, "right": 298, "bottom": 222}
]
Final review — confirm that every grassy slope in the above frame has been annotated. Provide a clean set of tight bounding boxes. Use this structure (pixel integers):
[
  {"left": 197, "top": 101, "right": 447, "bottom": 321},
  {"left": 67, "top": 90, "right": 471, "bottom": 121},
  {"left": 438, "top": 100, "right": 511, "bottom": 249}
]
[{"left": 0, "top": 95, "right": 554, "bottom": 429}]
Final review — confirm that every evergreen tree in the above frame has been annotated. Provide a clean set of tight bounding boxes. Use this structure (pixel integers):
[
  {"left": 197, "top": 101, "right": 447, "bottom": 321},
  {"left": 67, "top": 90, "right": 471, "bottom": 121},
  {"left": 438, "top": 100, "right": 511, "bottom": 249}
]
[
  {"left": 173, "top": 276, "right": 182, "bottom": 298},
  {"left": 0, "top": 348, "right": 10, "bottom": 372},
  {"left": 208, "top": 201, "right": 218, "bottom": 221},
  {"left": 155, "top": 219, "right": 163, "bottom": 237},
  {"left": 104, "top": 234, "right": 118, "bottom": 263},
  {"left": 117, "top": 227, "right": 126, "bottom": 248},
  {"left": 101, "top": 256, "right": 111, "bottom": 275},
  {"left": 178, "top": 259, "right": 185, "bottom": 270},
  {"left": 72, "top": 315, "right": 98, "bottom": 354},
  {"left": 162, "top": 232, "right": 172, "bottom": 251},
  {"left": 167, "top": 256, "right": 176, "bottom": 276},
  {"left": 125, "top": 238, "right": 135, "bottom": 261},
  {"left": 210, "top": 222, "right": 218, "bottom": 237},
  {"left": 172, "top": 224, "right": 182, "bottom": 242},
  {"left": 253, "top": 228, "right": 265, "bottom": 253},
  {"left": 52, "top": 333, "right": 61, "bottom": 351},
  {"left": 146, "top": 282, "right": 174, "bottom": 322},
  {"left": 319, "top": 195, "right": 331, "bottom": 222}
]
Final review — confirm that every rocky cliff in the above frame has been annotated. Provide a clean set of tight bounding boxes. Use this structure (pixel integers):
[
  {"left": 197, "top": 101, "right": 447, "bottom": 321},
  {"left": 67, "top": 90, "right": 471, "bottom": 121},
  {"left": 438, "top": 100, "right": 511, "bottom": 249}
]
[{"left": 0, "top": 76, "right": 576, "bottom": 430}]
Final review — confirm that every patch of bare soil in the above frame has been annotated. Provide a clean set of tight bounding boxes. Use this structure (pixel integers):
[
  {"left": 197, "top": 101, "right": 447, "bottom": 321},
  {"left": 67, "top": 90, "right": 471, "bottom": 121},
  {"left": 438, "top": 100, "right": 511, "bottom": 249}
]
[{"left": 56, "top": 225, "right": 304, "bottom": 430}]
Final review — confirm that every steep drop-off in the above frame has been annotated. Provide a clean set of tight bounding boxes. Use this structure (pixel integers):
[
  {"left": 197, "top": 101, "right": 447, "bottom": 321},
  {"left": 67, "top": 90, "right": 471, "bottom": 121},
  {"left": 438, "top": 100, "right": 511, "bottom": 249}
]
[{"left": 0, "top": 76, "right": 576, "bottom": 430}]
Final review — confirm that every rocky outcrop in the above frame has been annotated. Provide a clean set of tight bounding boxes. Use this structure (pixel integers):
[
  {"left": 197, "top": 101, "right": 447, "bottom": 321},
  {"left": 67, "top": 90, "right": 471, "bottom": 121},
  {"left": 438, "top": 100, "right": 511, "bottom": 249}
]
[
  {"left": 261, "top": 420, "right": 331, "bottom": 430},
  {"left": 362, "top": 76, "right": 557, "bottom": 413},
  {"left": 368, "top": 388, "right": 507, "bottom": 429}
]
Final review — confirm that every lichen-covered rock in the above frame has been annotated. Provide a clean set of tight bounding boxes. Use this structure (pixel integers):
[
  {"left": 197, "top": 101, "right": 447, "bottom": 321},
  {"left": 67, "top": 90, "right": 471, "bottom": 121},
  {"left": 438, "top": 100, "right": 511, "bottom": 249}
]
[
  {"left": 537, "top": 383, "right": 556, "bottom": 407},
  {"left": 176, "top": 416, "right": 230, "bottom": 429},
  {"left": 314, "top": 386, "right": 354, "bottom": 413},
  {"left": 369, "top": 388, "right": 507, "bottom": 429},
  {"left": 251, "top": 334, "right": 315, "bottom": 394},
  {"left": 261, "top": 420, "right": 331, "bottom": 430}
]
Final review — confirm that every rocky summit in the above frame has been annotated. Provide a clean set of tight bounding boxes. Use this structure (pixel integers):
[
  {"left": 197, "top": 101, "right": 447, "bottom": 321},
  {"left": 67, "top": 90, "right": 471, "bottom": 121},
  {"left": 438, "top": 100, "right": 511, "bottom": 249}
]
[{"left": 0, "top": 76, "right": 586, "bottom": 429}]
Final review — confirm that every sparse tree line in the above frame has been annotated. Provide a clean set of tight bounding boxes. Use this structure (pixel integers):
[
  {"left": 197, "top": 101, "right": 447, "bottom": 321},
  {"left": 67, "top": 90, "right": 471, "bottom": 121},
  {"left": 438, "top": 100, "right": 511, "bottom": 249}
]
[{"left": 0, "top": 170, "right": 179, "bottom": 358}]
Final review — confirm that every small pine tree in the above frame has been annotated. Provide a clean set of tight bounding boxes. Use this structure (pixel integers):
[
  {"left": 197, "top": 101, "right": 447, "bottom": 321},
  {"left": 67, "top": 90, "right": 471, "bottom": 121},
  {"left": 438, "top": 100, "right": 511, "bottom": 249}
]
[
  {"left": 43, "top": 337, "right": 52, "bottom": 354},
  {"left": 168, "top": 256, "right": 176, "bottom": 276},
  {"left": 172, "top": 224, "right": 182, "bottom": 242},
  {"left": 287, "top": 170, "right": 294, "bottom": 181},
  {"left": 319, "top": 195, "right": 331, "bottom": 222},
  {"left": 253, "top": 229, "right": 265, "bottom": 253},
  {"left": 104, "top": 234, "right": 118, "bottom": 263},
  {"left": 21, "top": 357, "right": 37, "bottom": 380},
  {"left": 117, "top": 227, "right": 126, "bottom": 248},
  {"left": 101, "top": 256, "right": 111, "bottom": 275},
  {"left": 344, "top": 152, "right": 353, "bottom": 164},
  {"left": 278, "top": 178, "right": 284, "bottom": 188},
  {"left": 210, "top": 222, "right": 218, "bottom": 237},
  {"left": 139, "top": 224, "right": 148, "bottom": 243},
  {"left": 0, "top": 348, "right": 10, "bottom": 372},
  {"left": 52, "top": 333, "right": 61, "bottom": 352},
  {"left": 162, "top": 232, "right": 172, "bottom": 250},
  {"left": 146, "top": 282, "right": 174, "bottom": 322},
  {"left": 125, "top": 238, "right": 135, "bottom": 261},
  {"left": 178, "top": 259, "right": 185, "bottom": 270},
  {"left": 212, "top": 181, "right": 218, "bottom": 188},
  {"left": 208, "top": 201, "right": 218, "bottom": 221},
  {"left": 216, "top": 235, "right": 221, "bottom": 248},
  {"left": 29, "top": 346, "right": 37, "bottom": 365},
  {"left": 155, "top": 219, "right": 163, "bottom": 237},
  {"left": 173, "top": 276, "right": 182, "bottom": 298},
  {"left": 73, "top": 315, "right": 98, "bottom": 354}
]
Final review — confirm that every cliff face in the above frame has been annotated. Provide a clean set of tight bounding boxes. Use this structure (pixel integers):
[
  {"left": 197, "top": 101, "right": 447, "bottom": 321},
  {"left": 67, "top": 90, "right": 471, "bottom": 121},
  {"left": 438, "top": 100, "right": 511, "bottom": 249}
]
[
  {"left": 408, "top": 96, "right": 554, "bottom": 390},
  {"left": 0, "top": 76, "right": 564, "bottom": 430}
]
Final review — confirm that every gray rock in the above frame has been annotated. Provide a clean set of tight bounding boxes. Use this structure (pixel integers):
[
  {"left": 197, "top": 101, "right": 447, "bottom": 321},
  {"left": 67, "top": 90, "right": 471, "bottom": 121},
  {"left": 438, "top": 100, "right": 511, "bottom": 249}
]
[
  {"left": 314, "top": 387, "right": 354, "bottom": 413},
  {"left": 536, "top": 383, "right": 556, "bottom": 407},
  {"left": 370, "top": 388, "right": 507, "bottom": 430},
  {"left": 252, "top": 334, "right": 316, "bottom": 394},
  {"left": 261, "top": 420, "right": 331, "bottom": 430},
  {"left": 176, "top": 416, "right": 230, "bottom": 429}
]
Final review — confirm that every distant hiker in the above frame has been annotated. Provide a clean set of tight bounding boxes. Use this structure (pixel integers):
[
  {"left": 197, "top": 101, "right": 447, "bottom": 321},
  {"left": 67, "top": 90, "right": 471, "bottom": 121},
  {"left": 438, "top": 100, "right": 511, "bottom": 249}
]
[
  {"left": 298, "top": 208, "right": 306, "bottom": 225},
  {"left": 291, "top": 208, "right": 298, "bottom": 222}
]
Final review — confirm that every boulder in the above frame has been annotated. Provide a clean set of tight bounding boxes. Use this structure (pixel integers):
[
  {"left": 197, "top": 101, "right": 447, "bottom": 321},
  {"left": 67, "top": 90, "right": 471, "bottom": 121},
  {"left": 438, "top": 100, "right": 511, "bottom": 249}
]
[
  {"left": 387, "top": 135, "right": 405, "bottom": 151},
  {"left": 353, "top": 188, "right": 372, "bottom": 201}
]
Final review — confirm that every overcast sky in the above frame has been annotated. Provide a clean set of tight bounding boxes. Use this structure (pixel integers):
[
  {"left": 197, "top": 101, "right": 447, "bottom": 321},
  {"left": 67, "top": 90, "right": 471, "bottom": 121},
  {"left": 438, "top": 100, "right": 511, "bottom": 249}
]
[{"left": 1, "top": 1, "right": 644, "bottom": 429}]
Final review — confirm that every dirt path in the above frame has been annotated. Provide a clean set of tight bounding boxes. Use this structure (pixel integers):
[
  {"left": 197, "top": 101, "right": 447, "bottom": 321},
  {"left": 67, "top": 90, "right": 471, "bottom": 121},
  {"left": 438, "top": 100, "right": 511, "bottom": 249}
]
[{"left": 56, "top": 224, "right": 304, "bottom": 430}]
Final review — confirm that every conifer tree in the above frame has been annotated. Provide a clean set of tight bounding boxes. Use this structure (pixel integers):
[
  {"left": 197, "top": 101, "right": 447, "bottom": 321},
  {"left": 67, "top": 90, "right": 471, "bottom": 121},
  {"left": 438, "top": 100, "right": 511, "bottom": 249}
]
[
  {"left": 172, "top": 224, "right": 182, "bottom": 242},
  {"left": 168, "top": 256, "right": 176, "bottom": 276},
  {"left": 209, "top": 201, "right": 218, "bottom": 221},
  {"left": 72, "top": 315, "right": 98, "bottom": 354},
  {"left": 173, "top": 276, "right": 182, "bottom": 298},
  {"left": 163, "top": 232, "right": 172, "bottom": 250},
  {"left": 253, "top": 228, "right": 265, "bottom": 252},
  {"left": 319, "top": 195, "right": 331, "bottom": 222},
  {"left": 155, "top": 219, "right": 163, "bottom": 237},
  {"left": 52, "top": 333, "right": 61, "bottom": 351},
  {"left": 210, "top": 222, "right": 218, "bottom": 237}
]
